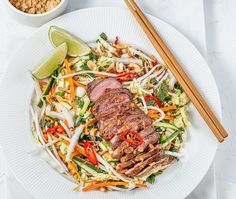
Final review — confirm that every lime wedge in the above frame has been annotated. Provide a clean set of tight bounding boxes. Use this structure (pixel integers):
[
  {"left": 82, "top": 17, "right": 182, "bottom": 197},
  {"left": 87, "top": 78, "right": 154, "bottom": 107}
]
[
  {"left": 32, "top": 43, "right": 67, "bottom": 80},
  {"left": 49, "top": 26, "right": 91, "bottom": 57}
]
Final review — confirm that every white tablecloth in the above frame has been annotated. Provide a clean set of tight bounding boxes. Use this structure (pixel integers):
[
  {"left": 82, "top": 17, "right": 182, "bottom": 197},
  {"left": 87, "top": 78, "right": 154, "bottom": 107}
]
[{"left": 0, "top": 0, "right": 235, "bottom": 198}]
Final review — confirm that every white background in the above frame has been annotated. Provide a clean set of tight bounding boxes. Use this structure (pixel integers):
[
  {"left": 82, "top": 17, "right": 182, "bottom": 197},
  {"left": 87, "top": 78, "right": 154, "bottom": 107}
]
[{"left": 0, "top": 0, "right": 235, "bottom": 198}]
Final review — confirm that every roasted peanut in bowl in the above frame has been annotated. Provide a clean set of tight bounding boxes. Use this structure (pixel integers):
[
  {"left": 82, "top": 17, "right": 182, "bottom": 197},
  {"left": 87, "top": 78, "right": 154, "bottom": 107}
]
[{"left": 3, "top": 0, "right": 69, "bottom": 26}]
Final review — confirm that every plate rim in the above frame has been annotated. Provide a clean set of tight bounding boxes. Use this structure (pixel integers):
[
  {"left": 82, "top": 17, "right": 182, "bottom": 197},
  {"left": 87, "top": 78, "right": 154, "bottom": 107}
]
[{"left": 0, "top": 7, "right": 221, "bottom": 199}]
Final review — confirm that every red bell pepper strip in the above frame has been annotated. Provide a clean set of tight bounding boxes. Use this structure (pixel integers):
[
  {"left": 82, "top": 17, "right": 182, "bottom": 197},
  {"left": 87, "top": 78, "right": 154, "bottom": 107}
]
[
  {"left": 120, "top": 130, "right": 144, "bottom": 146},
  {"left": 116, "top": 72, "right": 135, "bottom": 82},
  {"left": 114, "top": 36, "right": 119, "bottom": 45},
  {"left": 84, "top": 141, "right": 98, "bottom": 166},
  {"left": 144, "top": 95, "right": 163, "bottom": 107}
]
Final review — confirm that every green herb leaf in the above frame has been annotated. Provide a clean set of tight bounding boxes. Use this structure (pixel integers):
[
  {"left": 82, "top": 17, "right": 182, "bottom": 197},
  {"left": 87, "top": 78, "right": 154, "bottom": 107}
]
[
  {"left": 95, "top": 136, "right": 103, "bottom": 142},
  {"left": 150, "top": 78, "right": 157, "bottom": 84},
  {"left": 56, "top": 91, "right": 65, "bottom": 97},
  {"left": 40, "top": 119, "right": 53, "bottom": 128},
  {"left": 146, "top": 100, "right": 156, "bottom": 106},
  {"left": 80, "top": 63, "right": 95, "bottom": 77},
  {"left": 37, "top": 69, "right": 58, "bottom": 108},
  {"left": 75, "top": 98, "right": 84, "bottom": 108},
  {"left": 51, "top": 103, "right": 55, "bottom": 110},
  {"left": 157, "top": 81, "right": 169, "bottom": 101},
  {"left": 146, "top": 174, "right": 156, "bottom": 184},
  {"left": 155, "top": 127, "right": 162, "bottom": 132},
  {"left": 100, "top": 32, "right": 108, "bottom": 40},
  {"left": 88, "top": 101, "right": 95, "bottom": 107},
  {"left": 146, "top": 170, "right": 163, "bottom": 184},
  {"left": 80, "top": 133, "right": 90, "bottom": 140},
  {"left": 89, "top": 53, "right": 97, "bottom": 61},
  {"left": 174, "top": 82, "right": 183, "bottom": 92},
  {"left": 40, "top": 119, "right": 46, "bottom": 128}
]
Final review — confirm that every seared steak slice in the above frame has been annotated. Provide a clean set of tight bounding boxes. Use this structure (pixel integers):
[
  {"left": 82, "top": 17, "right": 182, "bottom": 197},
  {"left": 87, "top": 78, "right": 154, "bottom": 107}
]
[
  {"left": 124, "top": 116, "right": 152, "bottom": 132},
  {"left": 96, "top": 93, "right": 131, "bottom": 113},
  {"left": 117, "top": 145, "right": 162, "bottom": 170},
  {"left": 136, "top": 132, "right": 160, "bottom": 153},
  {"left": 139, "top": 126, "right": 156, "bottom": 138},
  {"left": 110, "top": 135, "right": 123, "bottom": 148},
  {"left": 95, "top": 102, "right": 135, "bottom": 120},
  {"left": 120, "top": 153, "right": 136, "bottom": 163},
  {"left": 92, "top": 88, "right": 132, "bottom": 113},
  {"left": 124, "top": 153, "right": 161, "bottom": 177},
  {"left": 136, "top": 156, "right": 169, "bottom": 177},
  {"left": 112, "top": 141, "right": 129, "bottom": 159},
  {"left": 87, "top": 78, "right": 103, "bottom": 93},
  {"left": 134, "top": 144, "right": 162, "bottom": 162},
  {"left": 88, "top": 78, "right": 122, "bottom": 101},
  {"left": 87, "top": 78, "right": 163, "bottom": 177}
]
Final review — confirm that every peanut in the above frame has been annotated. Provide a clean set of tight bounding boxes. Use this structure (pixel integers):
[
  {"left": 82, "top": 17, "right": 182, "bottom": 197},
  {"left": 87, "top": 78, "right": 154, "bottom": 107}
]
[{"left": 9, "top": 0, "right": 61, "bottom": 14}]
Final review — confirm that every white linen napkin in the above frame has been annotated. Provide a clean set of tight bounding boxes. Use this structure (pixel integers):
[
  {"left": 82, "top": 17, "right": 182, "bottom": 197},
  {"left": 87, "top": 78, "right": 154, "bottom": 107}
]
[{"left": 0, "top": 0, "right": 216, "bottom": 198}]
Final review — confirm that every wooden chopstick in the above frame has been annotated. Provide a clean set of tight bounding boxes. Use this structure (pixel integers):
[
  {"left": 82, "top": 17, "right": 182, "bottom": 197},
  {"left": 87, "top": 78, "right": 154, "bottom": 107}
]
[
  {"left": 128, "top": 0, "right": 228, "bottom": 139},
  {"left": 124, "top": 0, "right": 228, "bottom": 142}
]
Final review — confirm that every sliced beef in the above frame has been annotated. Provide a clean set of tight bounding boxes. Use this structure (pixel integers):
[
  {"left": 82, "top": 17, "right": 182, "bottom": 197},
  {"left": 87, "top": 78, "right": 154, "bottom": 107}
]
[
  {"left": 87, "top": 78, "right": 165, "bottom": 178},
  {"left": 112, "top": 141, "right": 130, "bottom": 159},
  {"left": 88, "top": 78, "right": 122, "bottom": 101},
  {"left": 139, "top": 126, "right": 156, "bottom": 138},
  {"left": 120, "top": 153, "right": 136, "bottom": 163},
  {"left": 134, "top": 144, "right": 162, "bottom": 162},
  {"left": 95, "top": 102, "right": 135, "bottom": 121},
  {"left": 136, "top": 156, "right": 170, "bottom": 177},
  {"left": 117, "top": 145, "right": 162, "bottom": 171},
  {"left": 87, "top": 79, "right": 103, "bottom": 93},
  {"left": 96, "top": 93, "right": 131, "bottom": 113},
  {"left": 124, "top": 153, "right": 161, "bottom": 177},
  {"left": 110, "top": 135, "right": 122, "bottom": 148},
  {"left": 124, "top": 114, "right": 152, "bottom": 132},
  {"left": 136, "top": 132, "right": 160, "bottom": 153}
]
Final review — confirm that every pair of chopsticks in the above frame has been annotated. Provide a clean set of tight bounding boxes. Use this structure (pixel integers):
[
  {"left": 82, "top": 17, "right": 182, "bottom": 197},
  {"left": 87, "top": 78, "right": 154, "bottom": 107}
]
[{"left": 124, "top": 0, "right": 228, "bottom": 142}]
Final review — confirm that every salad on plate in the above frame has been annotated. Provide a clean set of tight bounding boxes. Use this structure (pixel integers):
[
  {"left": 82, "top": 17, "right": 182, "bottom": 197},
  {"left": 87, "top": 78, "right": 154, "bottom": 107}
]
[{"left": 30, "top": 26, "right": 190, "bottom": 192}]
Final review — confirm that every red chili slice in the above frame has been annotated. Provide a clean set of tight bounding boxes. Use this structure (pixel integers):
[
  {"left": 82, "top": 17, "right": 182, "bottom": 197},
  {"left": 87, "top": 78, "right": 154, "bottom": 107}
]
[
  {"left": 144, "top": 95, "right": 163, "bottom": 107},
  {"left": 116, "top": 72, "right": 135, "bottom": 82},
  {"left": 55, "top": 125, "right": 65, "bottom": 134},
  {"left": 114, "top": 36, "right": 119, "bottom": 45},
  {"left": 46, "top": 125, "right": 64, "bottom": 134},
  {"left": 151, "top": 60, "right": 158, "bottom": 66},
  {"left": 120, "top": 130, "right": 144, "bottom": 146},
  {"left": 46, "top": 127, "right": 56, "bottom": 134},
  {"left": 84, "top": 141, "right": 98, "bottom": 166}
]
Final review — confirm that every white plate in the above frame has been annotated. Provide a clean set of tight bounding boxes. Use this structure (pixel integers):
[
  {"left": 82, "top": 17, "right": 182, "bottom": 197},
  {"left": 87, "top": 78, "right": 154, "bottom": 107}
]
[{"left": 0, "top": 7, "right": 221, "bottom": 199}]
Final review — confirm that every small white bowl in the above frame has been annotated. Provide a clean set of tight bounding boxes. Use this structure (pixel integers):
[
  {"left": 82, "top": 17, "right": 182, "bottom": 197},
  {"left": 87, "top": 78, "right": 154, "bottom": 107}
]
[{"left": 3, "top": 0, "right": 69, "bottom": 27}]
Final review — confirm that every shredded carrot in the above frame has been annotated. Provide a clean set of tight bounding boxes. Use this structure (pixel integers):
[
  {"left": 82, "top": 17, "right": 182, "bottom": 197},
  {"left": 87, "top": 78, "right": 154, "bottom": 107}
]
[
  {"left": 85, "top": 118, "right": 97, "bottom": 135},
  {"left": 147, "top": 110, "right": 160, "bottom": 119},
  {"left": 82, "top": 181, "right": 129, "bottom": 192},
  {"left": 61, "top": 140, "right": 70, "bottom": 145},
  {"left": 50, "top": 84, "right": 57, "bottom": 99},
  {"left": 58, "top": 151, "right": 66, "bottom": 161},
  {"left": 75, "top": 145, "right": 86, "bottom": 157},
  {"left": 95, "top": 74, "right": 108, "bottom": 78},
  {"left": 136, "top": 183, "right": 147, "bottom": 188},
  {"left": 164, "top": 115, "right": 174, "bottom": 121},
  {"left": 63, "top": 120, "right": 69, "bottom": 127},
  {"left": 70, "top": 147, "right": 81, "bottom": 159},
  {"left": 148, "top": 110, "right": 175, "bottom": 121},
  {"left": 65, "top": 59, "right": 76, "bottom": 112},
  {"left": 60, "top": 139, "right": 86, "bottom": 157},
  {"left": 67, "top": 160, "right": 82, "bottom": 180},
  {"left": 73, "top": 80, "right": 86, "bottom": 89},
  {"left": 161, "top": 105, "right": 177, "bottom": 112}
]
